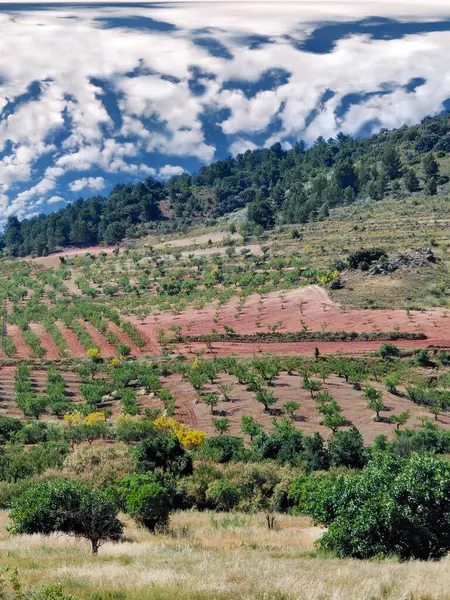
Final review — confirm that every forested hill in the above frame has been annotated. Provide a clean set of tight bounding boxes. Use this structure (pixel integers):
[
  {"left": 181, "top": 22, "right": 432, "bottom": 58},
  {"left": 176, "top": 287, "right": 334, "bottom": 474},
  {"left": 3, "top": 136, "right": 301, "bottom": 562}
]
[{"left": 2, "top": 113, "right": 450, "bottom": 257}]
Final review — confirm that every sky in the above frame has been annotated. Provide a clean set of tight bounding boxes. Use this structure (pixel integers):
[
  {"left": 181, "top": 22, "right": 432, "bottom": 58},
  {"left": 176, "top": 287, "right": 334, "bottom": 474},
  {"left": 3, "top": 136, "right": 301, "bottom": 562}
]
[{"left": 2, "top": 1, "right": 450, "bottom": 221}]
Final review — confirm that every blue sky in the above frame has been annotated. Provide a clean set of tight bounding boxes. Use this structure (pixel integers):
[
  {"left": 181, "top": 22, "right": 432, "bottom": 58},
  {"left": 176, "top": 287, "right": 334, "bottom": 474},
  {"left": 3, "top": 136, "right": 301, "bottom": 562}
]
[{"left": 2, "top": 1, "right": 450, "bottom": 221}]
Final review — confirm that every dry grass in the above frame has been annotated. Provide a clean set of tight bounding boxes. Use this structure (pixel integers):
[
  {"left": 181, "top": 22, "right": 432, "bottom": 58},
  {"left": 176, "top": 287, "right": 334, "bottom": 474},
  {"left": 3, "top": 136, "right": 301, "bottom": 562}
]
[{"left": 1, "top": 509, "right": 450, "bottom": 599}]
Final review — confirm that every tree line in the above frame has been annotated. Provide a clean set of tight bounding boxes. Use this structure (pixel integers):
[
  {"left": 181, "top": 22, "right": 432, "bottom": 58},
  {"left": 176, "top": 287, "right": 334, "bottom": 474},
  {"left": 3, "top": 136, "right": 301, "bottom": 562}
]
[{"left": 1, "top": 112, "right": 449, "bottom": 256}]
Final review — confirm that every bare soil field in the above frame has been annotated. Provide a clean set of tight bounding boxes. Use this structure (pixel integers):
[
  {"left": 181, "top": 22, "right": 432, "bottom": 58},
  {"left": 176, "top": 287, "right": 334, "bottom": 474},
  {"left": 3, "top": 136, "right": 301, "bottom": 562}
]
[
  {"left": 176, "top": 338, "right": 441, "bottom": 357},
  {"left": 154, "top": 230, "right": 238, "bottom": 249},
  {"left": 0, "top": 367, "right": 80, "bottom": 422},
  {"left": 5, "top": 320, "right": 151, "bottom": 360},
  {"left": 5, "top": 285, "right": 450, "bottom": 360},
  {"left": 133, "top": 286, "right": 450, "bottom": 356},
  {"left": 29, "top": 323, "right": 60, "bottom": 360},
  {"left": 5, "top": 326, "right": 32, "bottom": 359},
  {"left": 135, "top": 372, "right": 448, "bottom": 445},
  {"left": 29, "top": 245, "right": 115, "bottom": 269}
]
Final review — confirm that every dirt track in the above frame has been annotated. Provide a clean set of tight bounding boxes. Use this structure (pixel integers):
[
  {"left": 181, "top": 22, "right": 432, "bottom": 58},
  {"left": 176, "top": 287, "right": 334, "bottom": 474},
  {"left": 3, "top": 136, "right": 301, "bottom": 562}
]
[{"left": 29, "top": 246, "right": 115, "bottom": 269}]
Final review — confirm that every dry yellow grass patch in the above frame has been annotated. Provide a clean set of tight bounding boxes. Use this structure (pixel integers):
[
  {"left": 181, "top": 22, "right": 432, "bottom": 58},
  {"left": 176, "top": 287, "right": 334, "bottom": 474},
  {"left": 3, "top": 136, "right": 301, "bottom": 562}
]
[{"left": 1, "top": 510, "right": 450, "bottom": 600}]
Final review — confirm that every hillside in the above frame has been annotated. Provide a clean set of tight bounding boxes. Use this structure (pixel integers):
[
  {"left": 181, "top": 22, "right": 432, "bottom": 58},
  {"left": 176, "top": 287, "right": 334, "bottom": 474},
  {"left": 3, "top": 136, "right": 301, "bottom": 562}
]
[
  {"left": 2, "top": 112, "right": 450, "bottom": 257},
  {"left": 2, "top": 119, "right": 450, "bottom": 600}
]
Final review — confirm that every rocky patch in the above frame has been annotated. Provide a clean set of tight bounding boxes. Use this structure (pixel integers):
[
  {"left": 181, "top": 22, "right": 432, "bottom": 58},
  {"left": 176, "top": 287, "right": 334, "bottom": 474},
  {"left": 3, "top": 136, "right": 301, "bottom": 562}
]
[{"left": 368, "top": 248, "right": 435, "bottom": 275}]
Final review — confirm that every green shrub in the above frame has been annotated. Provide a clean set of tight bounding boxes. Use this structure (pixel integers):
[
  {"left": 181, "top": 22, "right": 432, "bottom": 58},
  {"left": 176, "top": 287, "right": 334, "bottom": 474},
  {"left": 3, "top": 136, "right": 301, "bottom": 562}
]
[
  {"left": 328, "top": 428, "right": 366, "bottom": 469},
  {"left": 116, "top": 342, "right": 131, "bottom": 357},
  {"left": 347, "top": 248, "right": 387, "bottom": 269},
  {"left": 119, "top": 473, "right": 174, "bottom": 532},
  {"left": 379, "top": 343, "right": 400, "bottom": 360},
  {"left": 206, "top": 479, "right": 240, "bottom": 511},
  {"left": 133, "top": 431, "right": 193, "bottom": 476},
  {"left": 200, "top": 435, "right": 246, "bottom": 463},
  {"left": 309, "top": 453, "right": 450, "bottom": 559}
]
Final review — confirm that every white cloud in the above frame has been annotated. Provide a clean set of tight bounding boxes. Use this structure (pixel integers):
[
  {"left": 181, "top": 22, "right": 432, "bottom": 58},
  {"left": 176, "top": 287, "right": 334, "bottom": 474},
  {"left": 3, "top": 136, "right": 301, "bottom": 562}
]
[
  {"left": 47, "top": 195, "right": 65, "bottom": 205},
  {"left": 117, "top": 76, "right": 216, "bottom": 162},
  {"left": 229, "top": 137, "right": 258, "bottom": 156},
  {"left": 0, "top": 82, "right": 64, "bottom": 152},
  {"left": 2, "top": 1, "right": 450, "bottom": 218},
  {"left": 0, "top": 194, "right": 9, "bottom": 219},
  {"left": 219, "top": 89, "right": 283, "bottom": 135},
  {"left": 69, "top": 176, "right": 106, "bottom": 192},
  {"left": 158, "top": 165, "right": 186, "bottom": 178},
  {"left": 6, "top": 177, "right": 57, "bottom": 218}
]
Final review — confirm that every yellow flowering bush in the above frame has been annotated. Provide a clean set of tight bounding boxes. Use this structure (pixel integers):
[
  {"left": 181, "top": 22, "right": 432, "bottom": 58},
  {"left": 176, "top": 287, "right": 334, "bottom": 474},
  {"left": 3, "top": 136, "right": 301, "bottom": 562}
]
[
  {"left": 319, "top": 269, "right": 340, "bottom": 286},
  {"left": 85, "top": 412, "right": 106, "bottom": 425},
  {"left": 64, "top": 411, "right": 106, "bottom": 426},
  {"left": 154, "top": 416, "right": 206, "bottom": 448},
  {"left": 87, "top": 348, "right": 102, "bottom": 361},
  {"left": 64, "top": 411, "right": 83, "bottom": 426},
  {"left": 182, "top": 430, "right": 207, "bottom": 448}
]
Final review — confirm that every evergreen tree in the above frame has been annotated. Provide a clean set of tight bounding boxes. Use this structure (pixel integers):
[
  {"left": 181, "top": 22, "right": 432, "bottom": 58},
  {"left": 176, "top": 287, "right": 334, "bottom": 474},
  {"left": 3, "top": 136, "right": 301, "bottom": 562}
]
[
  {"left": 425, "top": 177, "right": 438, "bottom": 196},
  {"left": 381, "top": 147, "right": 403, "bottom": 179},
  {"left": 404, "top": 168, "right": 420, "bottom": 192},
  {"left": 247, "top": 197, "right": 275, "bottom": 230},
  {"left": 423, "top": 153, "right": 439, "bottom": 178}
]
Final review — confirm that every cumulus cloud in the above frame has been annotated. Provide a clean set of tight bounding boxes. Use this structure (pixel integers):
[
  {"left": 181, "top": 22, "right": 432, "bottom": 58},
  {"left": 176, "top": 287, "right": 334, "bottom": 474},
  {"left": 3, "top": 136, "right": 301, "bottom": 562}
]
[
  {"left": 2, "top": 1, "right": 450, "bottom": 217},
  {"left": 47, "top": 195, "right": 65, "bottom": 205},
  {"left": 158, "top": 165, "right": 186, "bottom": 178},
  {"left": 6, "top": 177, "right": 58, "bottom": 218},
  {"left": 229, "top": 137, "right": 258, "bottom": 156},
  {"left": 69, "top": 177, "right": 106, "bottom": 192}
]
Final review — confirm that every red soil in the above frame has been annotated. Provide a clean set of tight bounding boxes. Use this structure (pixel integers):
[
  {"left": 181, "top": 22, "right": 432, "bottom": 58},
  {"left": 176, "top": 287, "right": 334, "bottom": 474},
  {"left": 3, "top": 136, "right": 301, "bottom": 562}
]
[
  {"left": 82, "top": 322, "right": 116, "bottom": 357},
  {"left": 0, "top": 367, "right": 82, "bottom": 422},
  {"left": 57, "top": 323, "right": 86, "bottom": 357},
  {"left": 176, "top": 338, "right": 442, "bottom": 358},
  {"left": 135, "top": 372, "right": 450, "bottom": 445},
  {"left": 4, "top": 286, "right": 450, "bottom": 360},
  {"left": 125, "top": 317, "right": 160, "bottom": 354},
  {"left": 133, "top": 286, "right": 450, "bottom": 356},
  {"left": 107, "top": 322, "right": 142, "bottom": 356},
  {"left": 0, "top": 365, "right": 449, "bottom": 444},
  {"left": 8, "top": 326, "right": 32, "bottom": 359},
  {"left": 29, "top": 323, "right": 60, "bottom": 359}
]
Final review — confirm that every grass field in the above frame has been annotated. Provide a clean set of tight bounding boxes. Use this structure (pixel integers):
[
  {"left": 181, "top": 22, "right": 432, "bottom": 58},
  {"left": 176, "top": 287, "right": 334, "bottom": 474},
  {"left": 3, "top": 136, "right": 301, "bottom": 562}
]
[{"left": 1, "top": 509, "right": 450, "bottom": 600}]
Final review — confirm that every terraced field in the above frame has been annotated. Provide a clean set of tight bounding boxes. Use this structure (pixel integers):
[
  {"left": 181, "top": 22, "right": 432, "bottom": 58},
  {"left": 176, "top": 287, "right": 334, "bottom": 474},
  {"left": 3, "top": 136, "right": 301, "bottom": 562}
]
[
  {"left": 0, "top": 192, "right": 448, "bottom": 444},
  {"left": 0, "top": 356, "right": 449, "bottom": 446}
]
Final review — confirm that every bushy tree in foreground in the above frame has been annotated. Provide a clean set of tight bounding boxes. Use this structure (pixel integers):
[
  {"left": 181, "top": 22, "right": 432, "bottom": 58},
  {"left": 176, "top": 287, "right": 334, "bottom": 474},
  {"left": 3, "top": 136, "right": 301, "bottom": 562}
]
[
  {"left": 9, "top": 479, "right": 122, "bottom": 554},
  {"left": 305, "top": 453, "right": 450, "bottom": 560}
]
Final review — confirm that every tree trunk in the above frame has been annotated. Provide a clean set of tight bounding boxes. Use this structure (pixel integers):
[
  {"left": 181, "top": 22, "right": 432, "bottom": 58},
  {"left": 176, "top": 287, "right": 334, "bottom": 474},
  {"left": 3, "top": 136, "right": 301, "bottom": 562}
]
[{"left": 91, "top": 539, "right": 99, "bottom": 555}]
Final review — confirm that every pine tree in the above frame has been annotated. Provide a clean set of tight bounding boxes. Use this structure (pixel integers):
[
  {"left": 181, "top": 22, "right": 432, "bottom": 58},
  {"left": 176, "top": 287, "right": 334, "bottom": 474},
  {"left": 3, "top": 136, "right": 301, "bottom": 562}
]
[{"left": 404, "top": 168, "right": 420, "bottom": 192}]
